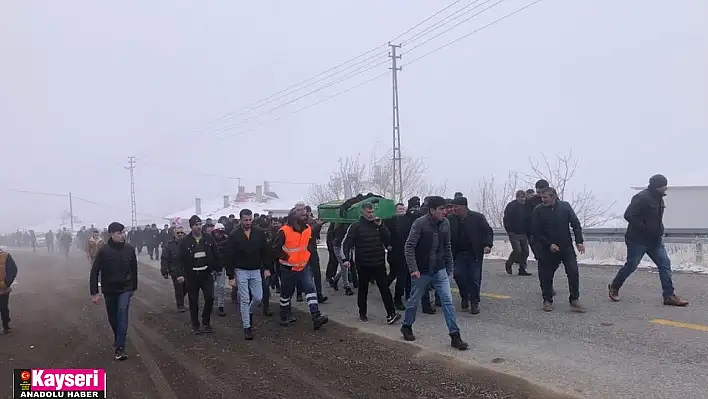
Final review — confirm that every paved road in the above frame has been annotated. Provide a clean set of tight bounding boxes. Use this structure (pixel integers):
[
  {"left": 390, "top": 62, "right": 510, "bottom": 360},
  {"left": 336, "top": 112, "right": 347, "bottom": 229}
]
[
  {"left": 301, "top": 249, "right": 708, "bottom": 399},
  {"left": 0, "top": 250, "right": 569, "bottom": 399}
]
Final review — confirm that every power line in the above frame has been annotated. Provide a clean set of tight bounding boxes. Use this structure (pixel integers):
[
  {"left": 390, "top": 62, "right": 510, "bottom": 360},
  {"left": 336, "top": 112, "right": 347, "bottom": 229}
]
[
  {"left": 390, "top": 0, "right": 466, "bottom": 42},
  {"left": 404, "top": 0, "right": 507, "bottom": 54},
  {"left": 137, "top": 159, "right": 317, "bottom": 185},
  {"left": 400, "top": 0, "right": 486, "bottom": 46},
  {"left": 404, "top": 0, "right": 546, "bottom": 67}
]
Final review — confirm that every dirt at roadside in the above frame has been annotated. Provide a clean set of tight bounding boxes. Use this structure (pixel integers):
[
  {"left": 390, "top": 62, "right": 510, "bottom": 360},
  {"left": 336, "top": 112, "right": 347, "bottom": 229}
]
[{"left": 0, "top": 250, "right": 575, "bottom": 399}]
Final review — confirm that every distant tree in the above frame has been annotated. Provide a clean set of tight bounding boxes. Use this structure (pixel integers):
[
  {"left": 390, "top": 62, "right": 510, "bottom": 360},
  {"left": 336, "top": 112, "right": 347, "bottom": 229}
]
[
  {"left": 308, "top": 150, "right": 447, "bottom": 205},
  {"left": 471, "top": 151, "right": 616, "bottom": 228}
]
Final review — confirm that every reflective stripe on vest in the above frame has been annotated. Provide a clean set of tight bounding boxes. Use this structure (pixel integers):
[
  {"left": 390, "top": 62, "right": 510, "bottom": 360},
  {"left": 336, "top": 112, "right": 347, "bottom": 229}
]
[{"left": 279, "top": 224, "right": 312, "bottom": 272}]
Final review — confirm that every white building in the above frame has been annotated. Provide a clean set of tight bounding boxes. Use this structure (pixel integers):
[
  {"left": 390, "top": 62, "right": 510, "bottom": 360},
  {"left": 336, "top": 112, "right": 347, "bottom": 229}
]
[
  {"left": 163, "top": 182, "right": 304, "bottom": 227},
  {"left": 632, "top": 185, "right": 708, "bottom": 228}
]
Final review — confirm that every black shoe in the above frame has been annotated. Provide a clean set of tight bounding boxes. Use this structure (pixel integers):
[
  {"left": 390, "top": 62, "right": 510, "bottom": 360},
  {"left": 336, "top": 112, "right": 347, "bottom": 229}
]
[
  {"left": 263, "top": 308, "right": 274, "bottom": 317},
  {"left": 387, "top": 313, "right": 402, "bottom": 325},
  {"left": 344, "top": 287, "right": 354, "bottom": 296},
  {"left": 296, "top": 294, "right": 304, "bottom": 302},
  {"left": 244, "top": 327, "right": 254, "bottom": 340},
  {"left": 422, "top": 306, "right": 436, "bottom": 315},
  {"left": 312, "top": 313, "right": 329, "bottom": 330},
  {"left": 460, "top": 299, "right": 469, "bottom": 310},
  {"left": 450, "top": 332, "right": 469, "bottom": 351},
  {"left": 393, "top": 300, "right": 405, "bottom": 311},
  {"left": 114, "top": 349, "right": 128, "bottom": 361},
  {"left": 203, "top": 325, "right": 214, "bottom": 334},
  {"left": 401, "top": 325, "right": 415, "bottom": 341},
  {"left": 177, "top": 306, "right": 187, "bottom": 313},
  {"left": 280, "top": 314, "right": 296, "bottom": 326},
  {"left": 518, "top": 269, "right": 532, "bottom": 276},
  {"left": 318, "top": 294, "right": 328, "bottom": 304},
  {"left": 359, "top": 314, "right": 368, "bottom": 322},
  {"left": 505, "top": 263, "right": 513, "bottom": 275},
  {"left": 192, "top": 326, "right": 202, "bottom": 335},
  {"left": 469, "top": 302, "right": 480, "bottom": 314},
  {"left": 218, "top": 307, "right": 226, "bottom": 317}
]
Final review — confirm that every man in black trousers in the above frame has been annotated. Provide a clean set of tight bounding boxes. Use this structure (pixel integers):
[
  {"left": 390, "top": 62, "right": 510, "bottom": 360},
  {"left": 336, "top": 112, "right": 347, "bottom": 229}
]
[
  {"left": 89, "top": 222, "right": 137, "bottom": 361},
  {"left": 174, "top": 215, "right": 222, "bottom": 334}
]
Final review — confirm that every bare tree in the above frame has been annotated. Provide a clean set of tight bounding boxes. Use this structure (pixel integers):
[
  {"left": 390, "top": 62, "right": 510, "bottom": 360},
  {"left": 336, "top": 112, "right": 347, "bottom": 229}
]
[
  {"left": 521, "top": 151, "right": 616, "bottom": 227},
  {"left": 308, "top": 150, "right": 448, "bottom": 205},
  {"left": 471, "top": 172, "right": 520, "bottom": 227},
  {"left": 307, "top": 155, "right": 367, "bottom": 205},
  {"left": 368, "top": 150, "right": 448, "bottom": 201}
]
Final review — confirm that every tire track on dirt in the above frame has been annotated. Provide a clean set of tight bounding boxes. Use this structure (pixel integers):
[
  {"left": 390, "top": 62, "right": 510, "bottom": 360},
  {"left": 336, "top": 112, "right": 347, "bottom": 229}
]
[
  {"left": 130, "top": 295, "right": 234, "bottom": 397},
  {"left": 135, "top": 269, "right": 348, "bottom": 399},
  {"left": 127, "top": 324, "right": 179, "bottom": 399}
]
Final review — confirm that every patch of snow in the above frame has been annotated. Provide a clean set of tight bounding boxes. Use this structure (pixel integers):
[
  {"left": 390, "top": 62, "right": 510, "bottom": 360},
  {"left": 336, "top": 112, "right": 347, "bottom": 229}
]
[{"left": 486, "top": 240, "right": 708, "bottom": 274}]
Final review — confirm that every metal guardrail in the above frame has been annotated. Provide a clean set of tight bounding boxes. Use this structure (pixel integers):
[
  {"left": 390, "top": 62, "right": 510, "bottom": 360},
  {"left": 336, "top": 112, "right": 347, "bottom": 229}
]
[{"left": 319, "top": 226, "right": 708, "bottom": 263}]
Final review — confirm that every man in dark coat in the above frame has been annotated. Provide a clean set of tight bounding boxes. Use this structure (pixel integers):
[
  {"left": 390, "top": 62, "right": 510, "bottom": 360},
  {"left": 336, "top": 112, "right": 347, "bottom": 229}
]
[
  {"left": 161, "top": 226, "right": 187, "bottom": 312},
  {"left": 448, "top": 196, "right": 493, "bottom": 314},
  {"left": 503, "top": 190, "right": 532, "bottom": 276},
  {"left": 608, "top": 174, "right": 688, "bottom": 306},
  {"left": 89, "top": 222, "right": 137, "bottom": 361}
]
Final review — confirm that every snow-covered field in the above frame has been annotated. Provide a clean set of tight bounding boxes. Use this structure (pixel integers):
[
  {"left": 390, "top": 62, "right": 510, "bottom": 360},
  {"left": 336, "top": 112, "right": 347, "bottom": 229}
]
[{"left": 486, "top": 240, "right": 708, "bottom": 274}]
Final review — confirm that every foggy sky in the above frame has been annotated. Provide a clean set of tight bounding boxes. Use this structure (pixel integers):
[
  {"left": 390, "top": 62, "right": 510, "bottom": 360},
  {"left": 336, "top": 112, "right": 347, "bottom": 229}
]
[{"left": 1, "top": 0, "right": 706, "bottom": 231}]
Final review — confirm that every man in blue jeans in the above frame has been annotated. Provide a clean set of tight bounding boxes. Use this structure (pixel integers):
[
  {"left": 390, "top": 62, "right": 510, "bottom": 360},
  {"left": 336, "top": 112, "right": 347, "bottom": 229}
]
[
  {"left": 608, "top": 174, "right": 689, "bottom": 306},
  {"left": 448, "top": 196, "right": 493, "bottom": 315},
  {"left": 226, "top": 209, "right": 274, "bottom": 340},
  {"left": 401, "top": 196, "right": 469, "bottom": 351},
  {"left": 90, "top": 222, "right": 137, "bottom": 361}
]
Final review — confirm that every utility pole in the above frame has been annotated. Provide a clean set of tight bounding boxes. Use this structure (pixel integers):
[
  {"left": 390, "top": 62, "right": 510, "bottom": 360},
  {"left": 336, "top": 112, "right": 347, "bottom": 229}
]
[
  {"left": 68, "top": 192, "right": 74, "bottom": 231},
  {"left": 389, "top": 42, "right": 403, "bottom": 203},
  {"left": 125, "top": 156, "right": 138, "bottom": 228}
]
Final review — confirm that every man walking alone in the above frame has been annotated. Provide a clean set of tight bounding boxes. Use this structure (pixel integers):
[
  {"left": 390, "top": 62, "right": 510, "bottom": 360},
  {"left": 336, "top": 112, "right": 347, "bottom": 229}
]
[
  {"left": 608, "top": 174, "right": 688, "bottom": 306},
  {"left": 89, "top": 222, "right": 137, "bottom": 360},
  {"left": 175, "top": 215, "right": 221, "bottom": 334}
]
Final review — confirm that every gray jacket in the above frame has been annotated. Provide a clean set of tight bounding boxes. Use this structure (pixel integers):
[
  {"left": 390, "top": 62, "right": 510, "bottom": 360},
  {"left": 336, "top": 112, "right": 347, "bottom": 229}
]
[{"left": 404, "top": 215, "right": 454, "bottom": 275}]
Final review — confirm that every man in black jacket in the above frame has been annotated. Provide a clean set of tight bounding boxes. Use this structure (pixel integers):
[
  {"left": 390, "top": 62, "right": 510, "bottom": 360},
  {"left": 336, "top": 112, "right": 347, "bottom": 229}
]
[
  {"left": 525, "top": 180, "right": 549, "bottom": 260},
  {"left": 0, "top": 248, "right": 18, "bottom": 334},
  {"left": 504, "top": 190, "right": 532, "bottom": 276},
  {"left": 174, "top": 215, "right": 221, "bottom": 334},
  {"left": 160, "top": 226, "right": 187, "bottom": 312},
  {"left": 392, "top": 197, "right": 429, "bottom": 311},
  {"left": 608, "top": 174, "right": 688, "bottom": 306},
  {"left": 342, "top": 203, "right": 401, "bottom": 324},
  {"left": 448, "top": 197, "right": 493, "bottom": 314},
  {"left": 226, "top": 209, "right": 274, "bottom": 340},
  {"left": 305, "top": 206, "right": 327, "bottom": 303},
  {"left": 89, "top": 222, "right": 137, "bottom": 361},
  {"left": 531, "top": 187, "right": 585, "bottom": 313},
  {"left": 332, "top": 222, "right": 355, "bottom": 295}
]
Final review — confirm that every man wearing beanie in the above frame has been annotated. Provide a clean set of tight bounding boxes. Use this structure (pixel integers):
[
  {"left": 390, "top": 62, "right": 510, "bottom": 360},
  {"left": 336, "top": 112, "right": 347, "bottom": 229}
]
[
  {"left": 271, "top": 203, "right": 328, "bottom": 330},
  {"left": 89, "top": 222, "right": 137, "bottom": 361},
  {"left": 608, "top": 174, "right": 688, "bottom": 306},
  {"left": 401, "top": 196, "right": 469, "bottom": 350},
  {"left": 174, "top": 215, "right": 222, "bottom": 334},
  {"left": 448, "top": 196, "right": 494, "bottom": 314},
  {"left": 390, "top": 196, "right": 429, "bottom": 311}
]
